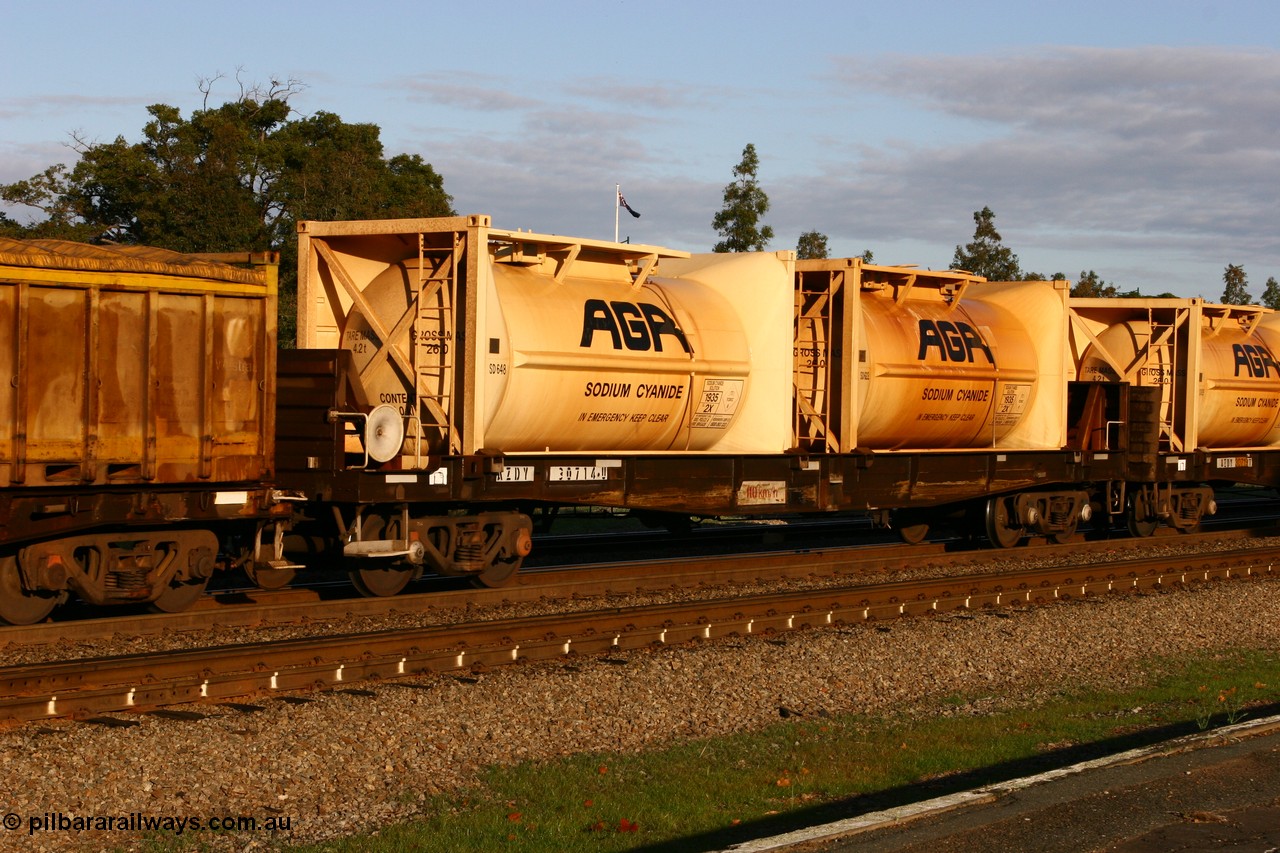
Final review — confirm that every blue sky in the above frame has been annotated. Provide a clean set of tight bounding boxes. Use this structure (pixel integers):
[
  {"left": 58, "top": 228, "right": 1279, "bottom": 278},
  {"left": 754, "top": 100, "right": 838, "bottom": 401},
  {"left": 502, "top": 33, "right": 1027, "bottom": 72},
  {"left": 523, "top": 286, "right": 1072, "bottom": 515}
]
[{"left": 3, "top": 0, "right": 1279, "bottom": 298}]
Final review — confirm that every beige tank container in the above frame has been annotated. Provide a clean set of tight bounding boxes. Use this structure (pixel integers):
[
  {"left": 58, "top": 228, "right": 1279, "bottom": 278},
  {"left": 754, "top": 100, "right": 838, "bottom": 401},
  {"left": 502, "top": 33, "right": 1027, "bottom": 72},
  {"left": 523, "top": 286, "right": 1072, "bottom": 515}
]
[
  {"left": 297, "top": 216, "right": 794, "bottom": 458},
  {"left": 791, "top": 261, "right": 1069, "bottom": 452},
  {"left": 854, "top": 279, "right": 1068, "bottom": 449},
  {"left": 655, "top": 251, "right": 796, "bottom": 453},
  {"left": 1072, "top": 299, "right": 1280, "bottom": 450}
]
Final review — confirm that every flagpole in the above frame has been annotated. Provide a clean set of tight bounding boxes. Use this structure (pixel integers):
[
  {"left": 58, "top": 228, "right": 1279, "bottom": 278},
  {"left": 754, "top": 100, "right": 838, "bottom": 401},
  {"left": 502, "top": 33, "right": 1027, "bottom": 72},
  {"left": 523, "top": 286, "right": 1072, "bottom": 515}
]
[{"left": 614, "top": 184, "right": 620, "bottom": 243}]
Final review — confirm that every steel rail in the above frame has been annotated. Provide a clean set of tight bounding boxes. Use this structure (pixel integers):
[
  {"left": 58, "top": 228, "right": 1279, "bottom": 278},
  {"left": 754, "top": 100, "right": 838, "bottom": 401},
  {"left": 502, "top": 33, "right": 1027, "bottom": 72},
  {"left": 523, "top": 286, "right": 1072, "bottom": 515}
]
[
  {"left": 1, "top": 545, "right": 1276, "bottom": 726},
  {"left": 2, "top": 525, "right": 1271, "bottom": 650},
  {"left": 0, "top": 538, "right": 944, "bottom": 648}
]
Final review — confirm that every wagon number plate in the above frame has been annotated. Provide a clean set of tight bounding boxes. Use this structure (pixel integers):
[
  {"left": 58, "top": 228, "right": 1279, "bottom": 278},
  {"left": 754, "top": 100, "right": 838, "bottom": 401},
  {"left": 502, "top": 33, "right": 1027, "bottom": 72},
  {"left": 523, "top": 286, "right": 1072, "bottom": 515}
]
[{"left": 550, "top": 466, "right": 609, "bottom": 482}]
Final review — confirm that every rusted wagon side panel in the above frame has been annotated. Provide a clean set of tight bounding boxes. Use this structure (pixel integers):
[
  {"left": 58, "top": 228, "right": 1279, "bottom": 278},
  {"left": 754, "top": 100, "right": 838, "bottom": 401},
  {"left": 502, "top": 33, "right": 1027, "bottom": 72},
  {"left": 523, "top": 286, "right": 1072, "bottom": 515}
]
[
  {"left": 0, "top": 240, "right": 277, "bottom": 489},
  {"left": 0, "top": 241, "right": 282, "bottom": 622}
]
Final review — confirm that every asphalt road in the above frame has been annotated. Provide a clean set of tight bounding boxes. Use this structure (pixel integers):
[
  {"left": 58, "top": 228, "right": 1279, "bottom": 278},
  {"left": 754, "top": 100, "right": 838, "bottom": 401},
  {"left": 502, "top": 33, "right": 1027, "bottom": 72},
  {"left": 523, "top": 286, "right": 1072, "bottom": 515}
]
[{"left": 724, "top": 717, "right": 1280, "bottom": 853}]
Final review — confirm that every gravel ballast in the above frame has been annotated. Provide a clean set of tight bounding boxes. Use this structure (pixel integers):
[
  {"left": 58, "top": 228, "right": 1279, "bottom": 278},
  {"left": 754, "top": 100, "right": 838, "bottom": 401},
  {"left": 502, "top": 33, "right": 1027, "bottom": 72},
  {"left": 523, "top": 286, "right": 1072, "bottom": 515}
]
[{"left": 1, "top": 577, "right": 1278, "bottom": 852}]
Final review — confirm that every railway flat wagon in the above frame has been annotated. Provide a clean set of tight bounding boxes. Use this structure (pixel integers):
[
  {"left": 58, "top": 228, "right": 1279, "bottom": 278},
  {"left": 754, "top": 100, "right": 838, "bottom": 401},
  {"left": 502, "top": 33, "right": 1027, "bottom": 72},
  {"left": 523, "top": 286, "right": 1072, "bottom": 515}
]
[
  {"left": 280, "top": 216, "right": 1116, "bottom": 590},
  {"left": 0, "top": 239, "right": 286, "bottom": 623},
  {"left": 282, "top": 214, "right": 795, "bottom": 590},
  {"left": 1068, "top": 297, "right": 1280, "bottom": 532},
  {"left": 790, "top": 256, "right": 1112, "bottom": 545}
]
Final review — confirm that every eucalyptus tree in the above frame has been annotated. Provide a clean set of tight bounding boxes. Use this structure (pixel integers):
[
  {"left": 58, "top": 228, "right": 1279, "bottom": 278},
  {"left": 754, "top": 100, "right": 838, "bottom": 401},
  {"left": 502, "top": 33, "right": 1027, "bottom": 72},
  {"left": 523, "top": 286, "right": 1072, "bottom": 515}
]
[
  {"left": 951, "top": 206, "right": 1022, "bottom": 281},
  {"left": 1, "top": 78, "right": 453, "bottom": 344},
  {"left": 1221, "top": 264, "right": 1251, "bottom": 305},
  {"left": 1261, "top": 276, "right": 1280, "bottom": 310},
  {"left": 712, "top": 143, "right": 773, "bottom": 253},
  {"left": 796, "top": 229, "right": 829, "bottom": 259}
]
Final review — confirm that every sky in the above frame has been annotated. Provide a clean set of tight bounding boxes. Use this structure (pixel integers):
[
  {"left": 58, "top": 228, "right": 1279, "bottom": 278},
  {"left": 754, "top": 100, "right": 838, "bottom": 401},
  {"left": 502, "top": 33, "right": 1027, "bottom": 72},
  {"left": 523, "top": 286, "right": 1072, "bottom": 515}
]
[{"left": 3, "top": 0, "right": 1279, "bottom": 298}]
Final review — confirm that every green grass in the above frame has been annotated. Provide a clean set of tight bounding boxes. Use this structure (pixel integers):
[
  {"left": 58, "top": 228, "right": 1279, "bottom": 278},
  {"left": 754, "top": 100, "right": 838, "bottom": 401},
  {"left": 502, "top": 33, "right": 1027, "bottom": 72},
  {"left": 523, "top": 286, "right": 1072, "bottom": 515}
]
[{"left": 291, "top": 647, "right": 1280, "bottom": 853}]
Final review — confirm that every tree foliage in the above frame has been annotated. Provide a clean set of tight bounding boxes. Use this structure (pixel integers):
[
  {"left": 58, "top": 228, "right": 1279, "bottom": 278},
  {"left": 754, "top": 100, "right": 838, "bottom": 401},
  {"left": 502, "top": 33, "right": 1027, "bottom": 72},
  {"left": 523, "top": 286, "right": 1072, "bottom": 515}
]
[
  {"left": 793, "top": 230, "right": 875, "bottom": 263},
  {"left": 712, "top": 144, "right": 773, "bottom": 253},
  {"left": 1, "top": 78, "right": 454, "bottom": 344},
  {"left": 1071, "top": 270, "right": 1120, "bottom": 298},
  {"left": 1261, "top": 276, "right": 1280, "bottom": 310},
  {"left": 0, "top": 210, "right": 23, "bottom": 238},
  {"left": 951, "top": 206, "right": 1022, "bottom": 281},
  {"left": 1221, "top": 263, "right": 1251, "bottom": 305},
  {"left": 796, "top": 230, "right": 829, "bottom": 260}
]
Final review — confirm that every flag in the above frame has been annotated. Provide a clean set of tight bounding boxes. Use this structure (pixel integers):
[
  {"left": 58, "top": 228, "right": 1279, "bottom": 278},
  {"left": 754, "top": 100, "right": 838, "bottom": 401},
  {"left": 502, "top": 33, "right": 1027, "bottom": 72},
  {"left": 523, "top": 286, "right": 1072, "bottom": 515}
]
[{"left": 618, "top": 191, "right": 641, "bottom": 218}]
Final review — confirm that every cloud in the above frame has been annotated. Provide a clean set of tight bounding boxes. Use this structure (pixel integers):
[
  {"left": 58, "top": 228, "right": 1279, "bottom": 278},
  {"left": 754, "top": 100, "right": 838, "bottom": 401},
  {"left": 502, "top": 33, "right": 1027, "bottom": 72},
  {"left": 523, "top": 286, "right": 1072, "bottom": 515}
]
[
  {"left": 560, "top": 77, "right": 721, "bottom": 112},
  {"left": 774, "top": 46, "right": 1280, "bottom": 285},
  {"left": 402, "top": 45, "right": 1280, "bottom": 288},
  {"left": 839, "top": 46, "right": 1280, "bottom": 138},
  {"left": 0, "top": 92, "right": 142, "bottom": 121},
  {"left": 395, "top": 71, "right": 537, "bottom": 113},
  {"left": 391, "top": 70, "right": 691, "bottom": 239}
]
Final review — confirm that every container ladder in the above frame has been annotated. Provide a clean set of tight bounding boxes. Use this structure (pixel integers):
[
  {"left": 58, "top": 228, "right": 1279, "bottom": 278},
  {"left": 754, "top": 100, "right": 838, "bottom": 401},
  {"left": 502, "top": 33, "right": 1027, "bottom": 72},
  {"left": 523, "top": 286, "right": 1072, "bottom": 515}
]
[
  {"left": 1140, "top": 308, "right": 1182, "bottom": 452},
  {"left": 412, "top": 235, "right": 461, "bottom": 456},
  {"left": 793, "top": 268, "right": 839, "bottom": 452}
]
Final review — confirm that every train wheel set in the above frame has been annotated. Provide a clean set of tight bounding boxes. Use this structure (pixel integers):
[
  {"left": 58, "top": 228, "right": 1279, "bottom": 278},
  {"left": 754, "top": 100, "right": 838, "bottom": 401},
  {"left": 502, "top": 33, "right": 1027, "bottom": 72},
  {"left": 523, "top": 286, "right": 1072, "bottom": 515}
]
[{"left": 1, "top": 217, "right": 1278, "bottom": 623}]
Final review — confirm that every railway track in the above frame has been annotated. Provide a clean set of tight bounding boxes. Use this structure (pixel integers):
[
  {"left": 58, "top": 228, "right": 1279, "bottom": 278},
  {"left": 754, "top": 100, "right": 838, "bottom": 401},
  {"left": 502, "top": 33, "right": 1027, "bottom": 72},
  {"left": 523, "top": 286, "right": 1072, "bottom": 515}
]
[
  {"left": 3, "top": 490, "right": 1271, "bottom": 647},
  {"left": 3, "top": 538, "right": 1277, "bottom": 726},
  {"left": 1, "top": 521, "right": 1274, "bottom": 652}
]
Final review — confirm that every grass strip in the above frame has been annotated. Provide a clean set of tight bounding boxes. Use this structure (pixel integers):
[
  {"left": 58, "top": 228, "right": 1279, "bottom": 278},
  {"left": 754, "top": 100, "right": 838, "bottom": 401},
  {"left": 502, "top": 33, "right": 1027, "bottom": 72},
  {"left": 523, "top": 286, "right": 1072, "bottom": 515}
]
[{"left": 300, "top": 647, "right": 1280, "bottom": 853}]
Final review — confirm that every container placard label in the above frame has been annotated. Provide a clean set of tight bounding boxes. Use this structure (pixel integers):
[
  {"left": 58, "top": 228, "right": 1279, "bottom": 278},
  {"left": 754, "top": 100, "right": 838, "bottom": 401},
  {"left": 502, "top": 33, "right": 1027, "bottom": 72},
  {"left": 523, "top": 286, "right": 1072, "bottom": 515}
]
[
  {"left": 691, "top": 379, "right": 745, "bottom": 429},
  {"left": 993, "top": 383, "right": 1032, "bottom": 427}
]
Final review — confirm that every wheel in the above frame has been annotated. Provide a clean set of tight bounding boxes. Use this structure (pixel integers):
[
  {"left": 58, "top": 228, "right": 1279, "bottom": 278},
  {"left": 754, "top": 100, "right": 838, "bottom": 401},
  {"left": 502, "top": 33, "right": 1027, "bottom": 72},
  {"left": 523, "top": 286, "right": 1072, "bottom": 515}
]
[
  {"left": 150, "top": 576, "right": 210, "bottom": 613},
  {"left": 1126, "top": 495, "right": 1158, "bottom": 537},
  {"left": 984, "top": 497, "right": 1024, "bottom": 549},
  {"left": 469, "top": 517, "right": 531, "bottom": 588},
  {"left": 470, "top": 558, "right": 522, "bottom": 589},
  {"left": 1126, "top": 514, "right": 1158, "bottom": 537},
  {"left": 348, "top": 511, "right": 418, "bottom": 597},
  {"left": 898, "top": 523, "right": 929, "bottom": 545},
  {"left": 0, "top": 555, "right": 63, "bottom": 625},
  {"left": 350, "top": 565, "right": 416, "bottom": 597},
  {"left": 892, "top": 511, "right": 930, "bottom": 545},
  {"left": 246, "top": 562, "right": 297, "bottom": 590}
]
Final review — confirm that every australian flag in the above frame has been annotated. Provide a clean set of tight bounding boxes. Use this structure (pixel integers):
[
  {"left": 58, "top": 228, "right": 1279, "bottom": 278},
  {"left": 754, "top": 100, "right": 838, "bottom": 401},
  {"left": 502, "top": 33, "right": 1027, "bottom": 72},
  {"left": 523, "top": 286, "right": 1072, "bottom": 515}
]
[{"left": 618, "top": 191, "right": 641, "bottom": 218}]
